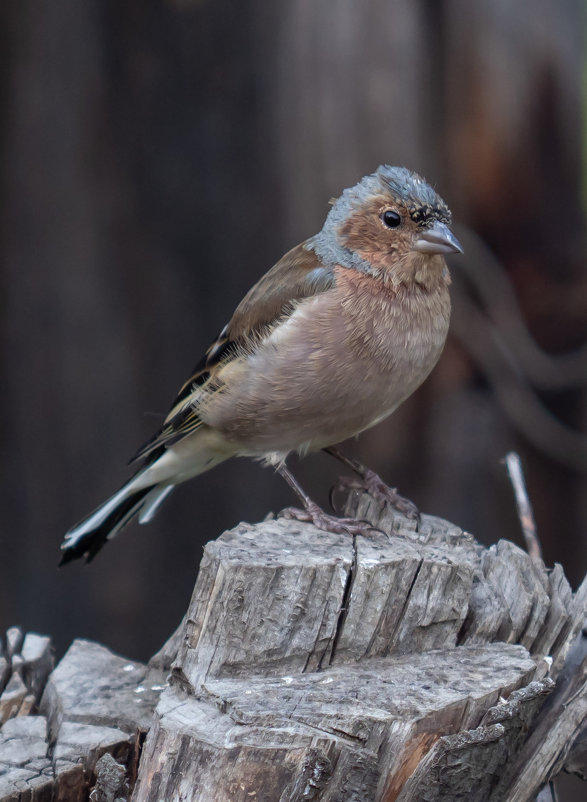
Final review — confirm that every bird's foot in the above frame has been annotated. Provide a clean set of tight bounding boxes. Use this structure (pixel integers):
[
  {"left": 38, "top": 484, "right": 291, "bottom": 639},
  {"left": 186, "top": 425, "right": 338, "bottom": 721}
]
[
  {"left": 332, "top": 470, "right": 419, "bottom": 520},
  {"left": 278, "top": 501, "right": 381, "bottom": 537}
]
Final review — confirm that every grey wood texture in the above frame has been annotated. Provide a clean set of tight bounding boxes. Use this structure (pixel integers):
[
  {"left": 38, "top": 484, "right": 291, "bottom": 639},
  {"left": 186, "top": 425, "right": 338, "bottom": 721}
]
[
  {"left": 132, "top": 501, "right": 587, "bottom": 800},
  {"left": 1, "top": 500, "right": 586, "bottom": 800},
  {"left": 90, "top": 753, "right": 129, "bottom": 802},
  {"left": 0, "top": 634, "right": 164, "bottom": 800}
]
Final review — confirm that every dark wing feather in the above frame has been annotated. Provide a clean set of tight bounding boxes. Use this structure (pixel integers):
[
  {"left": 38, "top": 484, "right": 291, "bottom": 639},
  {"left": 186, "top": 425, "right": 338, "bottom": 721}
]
[{"left": 132, "top": 242, "right": 335, "bottom": 462}]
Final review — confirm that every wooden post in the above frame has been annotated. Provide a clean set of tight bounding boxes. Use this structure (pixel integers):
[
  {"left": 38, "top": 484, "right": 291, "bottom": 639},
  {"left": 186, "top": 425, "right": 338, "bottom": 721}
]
[{"left": 1, "top": 492, "right": 586, "bottom": 800}]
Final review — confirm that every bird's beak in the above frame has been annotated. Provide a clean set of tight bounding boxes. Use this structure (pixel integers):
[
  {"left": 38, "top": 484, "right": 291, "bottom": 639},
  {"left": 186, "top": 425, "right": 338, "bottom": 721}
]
[{"left": 413, "top": 221, "right": 463, "bottom": 255}]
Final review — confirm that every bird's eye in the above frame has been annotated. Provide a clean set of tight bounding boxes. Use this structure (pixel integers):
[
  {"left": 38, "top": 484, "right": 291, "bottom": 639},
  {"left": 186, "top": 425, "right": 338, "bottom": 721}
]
[{"left": 381, "top": 210, "right": 401, "bottom": 229}]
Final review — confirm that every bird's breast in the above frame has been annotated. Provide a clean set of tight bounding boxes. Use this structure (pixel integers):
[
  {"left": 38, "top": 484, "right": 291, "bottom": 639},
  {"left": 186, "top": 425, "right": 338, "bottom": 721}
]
[
  {"left": 337, "top": 269, "right": 451, "bottom": 385},
  {"left": 198, "top": 268, "right": 451, "bottom": 455}
]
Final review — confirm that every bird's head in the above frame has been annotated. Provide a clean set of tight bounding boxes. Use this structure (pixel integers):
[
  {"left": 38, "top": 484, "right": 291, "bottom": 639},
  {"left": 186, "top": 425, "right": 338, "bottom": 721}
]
[{"left": 309, "top": 165, "right": 462, "bottom": 286}]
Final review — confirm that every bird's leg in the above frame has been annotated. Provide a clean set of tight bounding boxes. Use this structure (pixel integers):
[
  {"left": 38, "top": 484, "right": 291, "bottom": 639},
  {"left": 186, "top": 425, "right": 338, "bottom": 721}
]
[
  {"left": 276, "top": 463, "right": 380, "bottom": 536},
  {"left": 324, "top": 446, "right": 419, "bottom": 520}
]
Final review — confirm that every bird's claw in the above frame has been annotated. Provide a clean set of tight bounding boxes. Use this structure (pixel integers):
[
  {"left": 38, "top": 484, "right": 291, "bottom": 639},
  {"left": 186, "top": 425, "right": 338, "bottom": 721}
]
[{"left": 278, "top": 503, "right": 381, "bottom": 537}]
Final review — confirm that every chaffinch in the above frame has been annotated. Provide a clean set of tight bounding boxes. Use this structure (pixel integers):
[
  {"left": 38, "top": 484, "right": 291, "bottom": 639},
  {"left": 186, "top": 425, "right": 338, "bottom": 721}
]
[{"left": 61, "top": 165, "right": 462, "bottom": 564}]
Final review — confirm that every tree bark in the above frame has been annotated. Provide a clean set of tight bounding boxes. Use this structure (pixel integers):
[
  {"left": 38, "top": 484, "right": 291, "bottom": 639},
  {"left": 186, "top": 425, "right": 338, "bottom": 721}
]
[{"left": 1, "top": 496, "right": 586, "bottom": 800}]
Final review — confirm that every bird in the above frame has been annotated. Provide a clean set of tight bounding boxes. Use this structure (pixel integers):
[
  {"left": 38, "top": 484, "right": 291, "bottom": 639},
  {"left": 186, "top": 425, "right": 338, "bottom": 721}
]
[{"left": 61, "top": 165, "right": 463, "bottom": 564}]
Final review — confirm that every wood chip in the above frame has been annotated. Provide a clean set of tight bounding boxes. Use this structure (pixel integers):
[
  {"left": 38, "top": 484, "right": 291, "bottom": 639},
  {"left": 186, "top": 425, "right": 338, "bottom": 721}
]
[{"left": 0, "top": 672, "right": 28, "bottom": 724}]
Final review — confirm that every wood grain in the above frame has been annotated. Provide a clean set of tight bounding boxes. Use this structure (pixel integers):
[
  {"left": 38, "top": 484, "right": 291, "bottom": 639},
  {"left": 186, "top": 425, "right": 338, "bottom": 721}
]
[{"left": 1, "top": 501, "right": 586, "bottom": 800}]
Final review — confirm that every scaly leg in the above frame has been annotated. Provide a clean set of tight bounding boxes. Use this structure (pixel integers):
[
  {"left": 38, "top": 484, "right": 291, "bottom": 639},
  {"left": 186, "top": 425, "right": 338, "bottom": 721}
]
[
  {"left": 276, "top": 462, "right": 380, "bottom": 536},
  {"left": 324, "top": 446, "right": 419, "bottom": 520}
]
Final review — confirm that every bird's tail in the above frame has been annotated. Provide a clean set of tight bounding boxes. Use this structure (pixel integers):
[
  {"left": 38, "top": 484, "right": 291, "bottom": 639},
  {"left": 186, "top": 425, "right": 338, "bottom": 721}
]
[
  {"left": 61, "top": 427, "right": 234, "bottom": 565},
  {"left": 60, "top": 471, "right": 175, "bottom": 565}
]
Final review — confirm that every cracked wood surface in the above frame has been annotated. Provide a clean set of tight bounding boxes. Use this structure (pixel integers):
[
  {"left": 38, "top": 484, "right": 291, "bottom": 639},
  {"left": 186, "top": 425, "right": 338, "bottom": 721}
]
[
  {"left": 132, "top": 652, "right": 546, "bottom": 802},
  {"left": 133, "top": 502, "right": 586, "bottom": 801},
  {"left": 1, "top": 499, "right": 586, "bottom": 800},
  {"left": 0, "top": 636, "right": 165, "bottom": 800}
]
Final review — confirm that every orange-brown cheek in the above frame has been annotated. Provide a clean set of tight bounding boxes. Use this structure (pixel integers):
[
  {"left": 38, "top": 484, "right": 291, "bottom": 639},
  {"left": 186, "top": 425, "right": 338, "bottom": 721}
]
[{"left": 340, "top": 215, "right": 406, "bottom": 271}]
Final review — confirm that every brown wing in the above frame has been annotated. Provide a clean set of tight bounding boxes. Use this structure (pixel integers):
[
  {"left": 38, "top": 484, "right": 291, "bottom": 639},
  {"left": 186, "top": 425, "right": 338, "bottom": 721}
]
[{"left": 132, "top": 242, "right": 335, "bottom": 462}]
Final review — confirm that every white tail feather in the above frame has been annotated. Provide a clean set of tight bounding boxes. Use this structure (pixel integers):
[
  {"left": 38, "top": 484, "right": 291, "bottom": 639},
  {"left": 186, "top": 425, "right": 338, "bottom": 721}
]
[
  {"left": 62, "top": 477, "right": 144, "bottom": 551},
  {"left": 61, "top": 427, "right": 235, "bottom": 562},
  {"left": 138, "top": 485, "right": 174, "bottom": 524}
]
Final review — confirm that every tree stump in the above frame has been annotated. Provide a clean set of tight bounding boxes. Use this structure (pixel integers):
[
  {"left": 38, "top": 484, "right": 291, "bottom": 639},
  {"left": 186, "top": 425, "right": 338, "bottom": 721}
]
[{"left": 1, "top": 492, "right": 586, "bottom": 800}]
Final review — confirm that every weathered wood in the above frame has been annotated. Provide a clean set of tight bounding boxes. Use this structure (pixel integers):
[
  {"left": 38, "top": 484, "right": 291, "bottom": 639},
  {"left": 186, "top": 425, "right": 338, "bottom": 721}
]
[
  {"left": 345, "top": 492, "right": 582, "bottom": 674},
  {"left": 90, "top": 752, "right": 129, "bottom": 802},
  {"left": 501, "top": 615, "right": 587, "bottom": 800},
  {"left": 0, "top": 673, "right": 28, "bottom": 725},
  {"left": 20, "top": 634, "right": 54, "bottom": 702},
  {"left": 5, "top": 628, "right": 24, "bottom": 662},
  {"left": 1, "top": 502, "right": 586, "bottom": 800},
  {"left": 0, "top": 628, "right": 54, "bottom": 730},
  {"left": 0, "top": 658, "right": 9, "bottom": 695},
  {"left": 171, "top": 521, "right": 353, "bottom": 686},
  {"left": 134, "top": 647, "right": 547, "bottom": 802},
  {"left": 0, "top": 635, "right": 163, "bottom": 800},
  {"left": 0, "top": 716, "right": 57, "bottom": 801},
  {"left": 132, "top": 503, "right": 587, "bottom": 800},
  {"left": 565, "top": 721, "right": 587, "bottom": 780},
  {"left": 41, "top": 640, "right": 160, "bottom": 736},
  {"left": 396, "top": 680, "right": 554, "bottom": 801}
]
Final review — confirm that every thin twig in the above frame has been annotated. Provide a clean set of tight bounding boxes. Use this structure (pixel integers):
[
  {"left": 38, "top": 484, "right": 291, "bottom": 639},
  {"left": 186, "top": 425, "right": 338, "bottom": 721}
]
[{"left": 504, "top": 451, "right": 542, "bottom": 562}]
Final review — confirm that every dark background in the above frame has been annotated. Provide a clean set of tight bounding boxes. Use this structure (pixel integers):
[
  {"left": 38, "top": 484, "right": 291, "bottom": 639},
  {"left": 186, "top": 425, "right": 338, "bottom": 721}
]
[{"left": 1, "top": 0, "right": 586, "bottom": 687}]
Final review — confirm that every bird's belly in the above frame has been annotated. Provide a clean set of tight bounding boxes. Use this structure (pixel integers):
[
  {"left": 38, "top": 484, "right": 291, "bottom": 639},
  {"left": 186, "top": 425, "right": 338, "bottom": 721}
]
[{"left": 199, "top": 283, "right": 449, "bottom": 456}]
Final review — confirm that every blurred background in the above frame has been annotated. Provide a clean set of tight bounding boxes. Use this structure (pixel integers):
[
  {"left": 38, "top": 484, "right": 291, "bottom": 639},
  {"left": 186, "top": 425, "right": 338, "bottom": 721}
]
[{"left": 1, "top": 0, "right": 586, "bottom": 688}]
